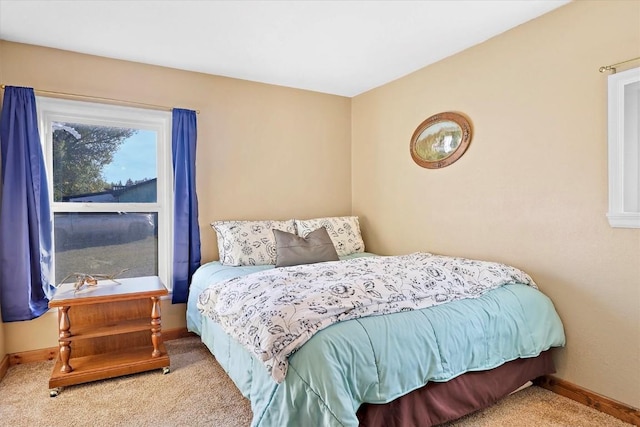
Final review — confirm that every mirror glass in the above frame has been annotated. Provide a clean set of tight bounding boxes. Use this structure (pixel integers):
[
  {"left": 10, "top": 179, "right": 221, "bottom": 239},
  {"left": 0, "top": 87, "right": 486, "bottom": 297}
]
[
  {"left": 414, "top": 121, "right": 463, "bottom": 162},
  {"left": 410, "top": 112, "right": 472, "bottom": 169}
]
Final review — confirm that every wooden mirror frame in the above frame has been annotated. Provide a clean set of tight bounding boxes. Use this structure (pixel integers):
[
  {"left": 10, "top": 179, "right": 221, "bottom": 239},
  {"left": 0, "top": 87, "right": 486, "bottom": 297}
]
[{"left": 410, "top": 111, "right": 472, "bottom": 169}]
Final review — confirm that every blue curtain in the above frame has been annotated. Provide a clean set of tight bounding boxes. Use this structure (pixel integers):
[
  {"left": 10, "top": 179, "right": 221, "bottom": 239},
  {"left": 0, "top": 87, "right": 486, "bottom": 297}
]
[
  {"left": 0, "top": 86, "right": 54, "bottom": 322},
  {"left": 171, "top": 108, "right": 201, "bottom": 303}
]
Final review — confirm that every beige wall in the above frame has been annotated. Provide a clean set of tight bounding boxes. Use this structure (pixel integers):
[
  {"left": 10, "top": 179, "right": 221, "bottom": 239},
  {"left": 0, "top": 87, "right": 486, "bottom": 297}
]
[
  {"left": 0, "top": 41, "right": 5, "bottom": 360},
  {"left": 0, "top": 318, "right": 4, "bottom": 360},
  {"left": 1, "top": 0, "right": 639, "bottom": 410},
  {"left": 352, "top": 0, "right": 640, "bottom": 408},
  {"left": 0, "top": 40, "right": 352, "bottom": 352},
  {"left": 0, "top": 304, "right": 4, "bottom": 360}
]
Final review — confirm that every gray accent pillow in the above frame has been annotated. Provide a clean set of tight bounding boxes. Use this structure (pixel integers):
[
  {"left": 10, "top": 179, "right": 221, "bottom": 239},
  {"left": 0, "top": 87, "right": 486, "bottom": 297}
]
[{"left": 274, "top": 227, "right": 340, "bottom": 268}]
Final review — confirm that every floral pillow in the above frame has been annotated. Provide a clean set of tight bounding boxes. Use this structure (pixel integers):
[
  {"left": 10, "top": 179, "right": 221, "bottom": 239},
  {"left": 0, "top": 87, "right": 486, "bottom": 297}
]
[
  {"left": 294, "top": 216, "right": 365, "bottom": 257},
  {"left": 211, "top": 220, "right": 296, "bottom": 266}
]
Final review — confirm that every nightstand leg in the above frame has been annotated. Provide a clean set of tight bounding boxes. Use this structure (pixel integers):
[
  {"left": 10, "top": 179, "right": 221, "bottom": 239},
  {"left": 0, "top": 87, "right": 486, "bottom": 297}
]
[
  {"left": 150, "top": 296, "right": 162, "bottom": 357},
  {"left": 58, "top": 306, "right": 73, "bottom": 373}
]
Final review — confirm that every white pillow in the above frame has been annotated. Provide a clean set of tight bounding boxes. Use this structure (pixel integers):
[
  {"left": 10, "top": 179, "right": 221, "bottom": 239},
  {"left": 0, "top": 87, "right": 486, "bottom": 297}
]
[
  {"left": 211, "top": 220, "right": 296, "bottom": 266},
  {"left": 294, "top": 216, "right": 365, "bottom": 257}
]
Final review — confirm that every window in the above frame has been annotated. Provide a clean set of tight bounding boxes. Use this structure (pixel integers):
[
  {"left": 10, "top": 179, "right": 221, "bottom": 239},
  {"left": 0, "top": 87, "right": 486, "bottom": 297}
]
[
  {"left": 37, "top": 98, "right": 173, "bottom": 288},
  {"left": 607, "top": 66, "right": 640, "bottom": 228}
]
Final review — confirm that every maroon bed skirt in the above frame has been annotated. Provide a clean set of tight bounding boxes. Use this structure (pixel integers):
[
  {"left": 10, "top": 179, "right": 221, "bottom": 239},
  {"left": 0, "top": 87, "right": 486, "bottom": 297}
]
[{"left": 357, "top": 351, "right": 555, "bottom": 427}]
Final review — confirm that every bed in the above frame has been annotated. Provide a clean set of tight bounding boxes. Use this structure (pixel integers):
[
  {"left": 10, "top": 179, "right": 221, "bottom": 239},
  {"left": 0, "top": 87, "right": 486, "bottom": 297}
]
[{"left": 186, "top": 217, "right": 565, "bottom": 427}]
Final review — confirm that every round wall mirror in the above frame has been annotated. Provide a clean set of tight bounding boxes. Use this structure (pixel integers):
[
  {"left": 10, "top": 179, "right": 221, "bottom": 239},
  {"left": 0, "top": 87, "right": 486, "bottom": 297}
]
[{"left": 410, "top": 112, "right": 472, "bottom": 169}]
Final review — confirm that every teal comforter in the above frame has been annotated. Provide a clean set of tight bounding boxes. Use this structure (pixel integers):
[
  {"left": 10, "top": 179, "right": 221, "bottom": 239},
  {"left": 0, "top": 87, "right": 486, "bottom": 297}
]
[{"left": 187, "top": 255, "right": 565, "bottom": 427}]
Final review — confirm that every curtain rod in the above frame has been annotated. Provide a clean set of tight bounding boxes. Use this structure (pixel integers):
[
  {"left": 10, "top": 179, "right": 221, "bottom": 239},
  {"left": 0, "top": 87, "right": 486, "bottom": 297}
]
[
  {"left": 599, "top": 56, "right": 640, "bottom": 74},
  {"left": 0, "top": 84, "right": 200, "bottom": 114}
]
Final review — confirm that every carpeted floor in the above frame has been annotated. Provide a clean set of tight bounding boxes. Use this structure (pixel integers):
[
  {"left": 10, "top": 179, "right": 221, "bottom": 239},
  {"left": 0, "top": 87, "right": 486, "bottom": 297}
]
[{"left": 0, "top": 336, "right": 632, "bottom": 427}]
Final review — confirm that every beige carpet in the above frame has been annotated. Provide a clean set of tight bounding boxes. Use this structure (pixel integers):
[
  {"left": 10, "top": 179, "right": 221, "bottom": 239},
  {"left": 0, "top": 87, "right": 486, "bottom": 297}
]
[{"left": 0, "top": 336, "right": 631, "bottom": 427}]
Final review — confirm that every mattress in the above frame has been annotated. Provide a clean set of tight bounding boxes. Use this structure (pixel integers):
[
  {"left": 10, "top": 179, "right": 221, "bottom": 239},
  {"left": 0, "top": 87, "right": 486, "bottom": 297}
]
[{"left": 187, "top": 253, "right": 565, "bottom": 427}]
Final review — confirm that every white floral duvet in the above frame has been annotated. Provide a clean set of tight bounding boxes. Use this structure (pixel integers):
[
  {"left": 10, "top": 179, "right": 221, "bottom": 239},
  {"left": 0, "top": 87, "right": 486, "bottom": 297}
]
[{"left": 197, "top": 252, "right": 536, "bottom": 383}]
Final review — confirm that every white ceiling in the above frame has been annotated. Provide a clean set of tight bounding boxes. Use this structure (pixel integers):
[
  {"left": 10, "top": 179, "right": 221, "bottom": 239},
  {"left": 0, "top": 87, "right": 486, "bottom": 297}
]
[{"left": 0, "top": 0, "right": 570, "bottom": 97}]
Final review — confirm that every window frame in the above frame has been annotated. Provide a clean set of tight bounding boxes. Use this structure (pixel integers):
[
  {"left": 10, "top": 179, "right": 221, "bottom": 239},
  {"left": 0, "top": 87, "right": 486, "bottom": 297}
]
[
  {"left": 36, "top": 97, "right": 174, "bottom": 289},
  {"left": 607, "top": 66, "right": 640, "bottom": 228}
]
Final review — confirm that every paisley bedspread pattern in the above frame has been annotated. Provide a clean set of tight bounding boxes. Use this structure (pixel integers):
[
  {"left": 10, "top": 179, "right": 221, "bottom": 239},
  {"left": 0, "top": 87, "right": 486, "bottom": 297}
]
[{"left": 197, "top": 252, "right": 536, "bottom": 382}]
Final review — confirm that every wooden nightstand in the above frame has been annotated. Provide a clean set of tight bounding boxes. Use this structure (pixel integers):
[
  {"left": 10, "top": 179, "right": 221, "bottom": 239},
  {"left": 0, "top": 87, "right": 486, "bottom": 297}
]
[{"left": 48, "top": 276, "right": 170, "bottom": 396}]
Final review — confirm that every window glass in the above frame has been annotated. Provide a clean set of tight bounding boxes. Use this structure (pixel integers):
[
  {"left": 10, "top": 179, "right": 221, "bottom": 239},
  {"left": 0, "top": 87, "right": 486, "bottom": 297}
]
[
  {"left": 54, "top": 212, "right": 158, "bottom": 285},
  {"left": 52, "top": 122, "right": 157, "bottom": 203}
]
